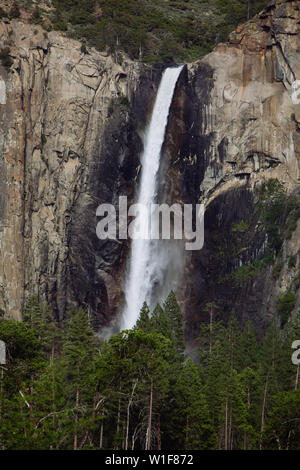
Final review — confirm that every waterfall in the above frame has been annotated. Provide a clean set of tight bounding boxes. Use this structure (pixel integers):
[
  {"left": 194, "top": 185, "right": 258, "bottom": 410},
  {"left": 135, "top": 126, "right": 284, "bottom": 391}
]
[{"left": 121, "top": 65, "right": 183, "bottom": 330}]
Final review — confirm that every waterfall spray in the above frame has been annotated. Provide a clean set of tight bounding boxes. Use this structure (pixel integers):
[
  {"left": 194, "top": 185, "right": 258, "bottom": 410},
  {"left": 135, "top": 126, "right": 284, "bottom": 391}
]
[{"left": 121, "top": 65, "right": 184, "bottom": 330}]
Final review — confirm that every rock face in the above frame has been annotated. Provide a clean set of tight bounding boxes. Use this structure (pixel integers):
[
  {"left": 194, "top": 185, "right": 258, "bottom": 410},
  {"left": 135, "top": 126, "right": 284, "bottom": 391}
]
[
  {"left": 0, "top": 0, "right": 299, "bottom": 338},
  {"left": 0, "top": 20, "right": 163, "bottom": 325},
  {"left": 164, "top": 0, "right": 300, "bottom": 340}
]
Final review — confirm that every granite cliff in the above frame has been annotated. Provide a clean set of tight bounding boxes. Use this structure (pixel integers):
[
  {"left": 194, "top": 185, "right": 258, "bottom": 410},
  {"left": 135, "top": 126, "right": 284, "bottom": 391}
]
[
  {"left": 167, "top": 0, "right": 300, "bottom": 339},
  {"left": 0, "top": 19, "right": 163, "bottom": 325},
  {"left": 0, "top": 0, "right": 299, "bottom": 339}
]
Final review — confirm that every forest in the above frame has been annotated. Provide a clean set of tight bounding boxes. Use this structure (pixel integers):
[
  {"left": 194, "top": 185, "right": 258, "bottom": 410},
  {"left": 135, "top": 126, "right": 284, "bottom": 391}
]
[
  {"left": 51, "top": 0, "right": 270, "bottom": 61},
  {"left": 0, "top": 291, "right": 300, "bottom": 450},
  {"left": 6, "top": 0, "right": 270, "bottom": 62}
]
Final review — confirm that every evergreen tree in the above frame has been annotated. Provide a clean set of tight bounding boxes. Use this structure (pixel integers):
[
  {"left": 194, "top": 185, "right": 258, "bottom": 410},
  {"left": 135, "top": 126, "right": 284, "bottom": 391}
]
[
  {"left": 60, "top": 307, "right": 97, "bottom": 449},
  {"left": 0, "top": 319, "right": 46, "bottom": 449},
  {"left": 23, "top": 296, "right": 44, "bottom": 339},
  {"left": 258, "top": 317, "right": 282, "bottom": 448},
  {"left": 263, "top": 389, "right": 300, "bottom": 450},
  {"left": 150, "top": 303, "right": 171, "bottom": 337},
  {"left": 2, "top": 290, "right": 300, "bottom": 450},
  {"left": 98, "top": 328, "right": 172, "bottom": 450},
  {"left": 163, "top": 291, "right": 185, "bottom": 357},
  {"left": 172, "top": 359, "right": 216, "bottom": 450},
  {"left": 135, "top": 302, "right": 151, "bottom": 332}
]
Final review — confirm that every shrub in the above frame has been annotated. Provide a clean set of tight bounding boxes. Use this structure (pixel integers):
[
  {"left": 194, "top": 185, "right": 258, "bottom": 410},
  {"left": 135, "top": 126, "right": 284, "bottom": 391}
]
[
  {"left": 286, "top": 195, "right": 300, "bottom": 239},
  {"left": 232, "top": 220, "right": 250, "bottom": 233},
  {"left": 80, "top": 43, "right": 88, "bottom": 54},
  {"left": 118, "top": 94, "right": 130, "bottom": 109},
  {"left": 260, "top": 180, "right": 300, "bottom": 253},
  {"left": 292, "top": 268, "right": 300, "bottom": 291},
  {"left": 53, "top": 21, "right": 68, "bottom": 31},
  {"left": 31, "top": 6, "right": 42, "bottom": 25},
  {"left": 288, "top": 255, "right": 297, "bottom": 269},
  {"left": 9, "top": 2, "right": 21, "bottom": 19},
  {"left": 0, "top": 7, "right": 8, "bottom": 19},
  {"left": 70, "top": 9, "right": 92, "bottom": 25},
  {"left": 273, "top": 259, "right": 283, "bottom": 280},
  {"left": 260, "top": 179, "right": 286, "bottom": 252},
  {"left": 107, "top": 94, "right": 130, "bottom": 117},
  {"left": 276, "top": 292, "right": 296, "bottom": 326},
  {"left": 0, "top": 47, "right": 13, "bottom": 70},
  {"left": 234, "top": 259, "right": 265, "bottom": 285},
  {"left": 49, "top": 0, "right": 270, "bottom": 63}
]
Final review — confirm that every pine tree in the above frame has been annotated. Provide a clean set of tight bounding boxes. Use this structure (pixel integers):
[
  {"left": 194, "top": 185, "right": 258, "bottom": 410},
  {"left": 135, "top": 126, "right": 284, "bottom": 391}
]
[
  {"left": 280, "top": 311, "right": 300, "bottom": 391},
  {"left": 26, "top": 360, "right": 65, "bottom": 449},
  {"left": 163, "top": 291, "right": 185, "bottom": 357},
  {"left": 0, "top": 319, "right": 46, "bottom": 449},
  {"left": 150, "top": 303, "right": 171, "bottom": 337},
  {"left": 9, "top": 2, "right": 20, "bottom": 19},
  {"left": 98, "top": 328, "right": 171, "bottom": 450},
  {"left": 135, "top": 302, "right": 151, "bottom": 332},
  {"left": 263, "top": 389, "right": 300, "bottom": 450},
  {"left": 204, "top": 302, "right": 220, "bottom": 354},
  {"left": 23, "top": 296, "right": 44, "bottom": 339},
  {"left": 60, "top": 307, "right": 97, "bottom": 449},
  {"left": 172, "top": 359, "right": 216, "bottom": 450},
  {"left": 258, "top": 317, "right": 282, "bottom": 449}
]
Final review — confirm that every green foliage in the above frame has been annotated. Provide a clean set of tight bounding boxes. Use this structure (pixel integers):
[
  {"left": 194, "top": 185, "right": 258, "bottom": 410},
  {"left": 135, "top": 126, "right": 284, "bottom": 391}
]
[
  {"left": 260, "top": 178, "right": 286, "bottom": 253},
  {"left": 172, "top": 359, "right": 216, "bottom": 449},
  {"left": 232, "top": 220, "right": 250, "bottom": 233},
  {"left": 0, "top": 47, "right": 13, "bottom": 70},
  {"left": 108, "top": 93, "right": 130, "bottom": 117},
  {"left": 0, "top": 7, "right": 8, "bottom": 19},
  {"left": 291, "top": 265, "right": 300, "bottom": 292},
  {"left": 49, "top": 0, "right": 269, "bottom": 63},
  {"left": 53, "top": 21, "right": 68, "bottom": 31},
  {"left": 223, "top": 180, "right": 300, "bottom": 290},
  {"left": 118, "top": 94, "right": 130, "bottom": 109},
  {"left": 273, "top": 255, "right": 283, "bottom": 280},
  {"left": 135, "top": 301, "right": 151, "bottom": 331},
  {"left": 285, "top": 194, "right": 300, "bottom": 239},
  {"left": 31, "top": 6, "right": 42, "bottom": 25},
  {"left": 1, "top": 292, "right": 300, "bottom": 449},
  {"left": 209, "top": 182, "right": 290, "bottom": 289},
  {"left": 288, "top": 254, "right": 297, "bottom": 269},
  {"left": 228, "top": 180, "right": 300, "bottom": 291},
  {"left": 216, "top": 0, "right": 267, "bottom": 34},
  {"left": 234, "top": 259, "right": 266, "bottom": 285},
  {"left": 9, "top": 2, "right": 21, "bottom": 19},
  {"left": 259, "top": 179, "right": 300, "bottom": 253},
  {"left": 80, "top": 43, "right": 88, "bottom": 54},
  {"left": 263, "top": 389, "right": 300, "bottom": 450},
  {"left": 276, "top": 292, "right": 296, "bottom": 326},
  {"left": 0, "top": 319, "right": 43, "bottom": 373},
  {"left": 163, "top": 290, "right": 185, "bottom": 357}
]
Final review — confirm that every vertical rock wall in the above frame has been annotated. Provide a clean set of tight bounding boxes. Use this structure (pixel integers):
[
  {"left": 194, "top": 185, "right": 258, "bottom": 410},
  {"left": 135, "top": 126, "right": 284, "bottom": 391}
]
[
  {"left": 163, "top": 0, "right": 300, "bottom": 340},
  {"left": 0, "top": 1, "right": 299, "bottom": 339},
  {"left": 0, "top": 21, "right": 163, "bottom": 325}
]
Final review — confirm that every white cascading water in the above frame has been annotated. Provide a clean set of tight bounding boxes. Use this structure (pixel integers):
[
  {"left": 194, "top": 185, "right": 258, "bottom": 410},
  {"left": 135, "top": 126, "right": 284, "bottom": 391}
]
[{"left": 121, "top": 65, "right": 183, "bottom": 330}]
